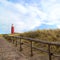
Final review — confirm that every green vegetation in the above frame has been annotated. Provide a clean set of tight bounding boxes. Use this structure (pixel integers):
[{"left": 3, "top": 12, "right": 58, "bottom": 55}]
[
  {"left": 20, "top": 29, "right": 60, "bottom": 42},
  {"left": 0, "top": 34, "right": 3, "bottom": 37}
]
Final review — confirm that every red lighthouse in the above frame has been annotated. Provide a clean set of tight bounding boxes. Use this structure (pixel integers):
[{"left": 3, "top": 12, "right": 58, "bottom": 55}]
[{"left": 11, "top": 24, "right": 14, "bottom": 34}]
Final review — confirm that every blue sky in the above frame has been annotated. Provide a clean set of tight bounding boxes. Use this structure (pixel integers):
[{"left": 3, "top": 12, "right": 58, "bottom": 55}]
[{"left": 0, "top": 0, "right": 60, "bottom": 34}]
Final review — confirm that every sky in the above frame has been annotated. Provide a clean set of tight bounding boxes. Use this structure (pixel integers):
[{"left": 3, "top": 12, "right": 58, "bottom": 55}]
[{"left": 0, "top": 0, "right": 60, "bottom": 34}]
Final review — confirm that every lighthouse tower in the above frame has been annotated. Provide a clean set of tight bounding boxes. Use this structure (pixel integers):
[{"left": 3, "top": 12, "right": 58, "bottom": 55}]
[{"left": 11, "top": 24, "right": 14, "bottom": 34}]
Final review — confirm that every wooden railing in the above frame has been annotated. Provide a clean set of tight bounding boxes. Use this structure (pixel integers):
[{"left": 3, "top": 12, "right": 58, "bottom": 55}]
[{"left": 4, "top": 35, "right": 60, "bottom": 60}]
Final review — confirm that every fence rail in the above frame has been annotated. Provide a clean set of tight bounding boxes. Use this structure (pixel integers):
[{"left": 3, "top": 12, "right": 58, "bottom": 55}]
[{"left": 3, "top": 35, "right": 60, "bottom": 60}]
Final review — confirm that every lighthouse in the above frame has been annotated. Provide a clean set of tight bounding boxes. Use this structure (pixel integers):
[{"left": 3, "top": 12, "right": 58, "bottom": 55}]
[{"left": 11, "top": 24, "right": 14, "bottom": 34}]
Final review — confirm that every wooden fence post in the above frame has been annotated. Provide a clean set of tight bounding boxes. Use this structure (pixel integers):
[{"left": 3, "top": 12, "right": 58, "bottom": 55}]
[
  {"left": 30, "top": 41, "right": 33, "bottom": 56},
  {"left": 20, "top": 38, "right": 22, "bottom": 51},
  {"left": 48, "top": 44, "right": 52, "bottom": 60},
  {"left": 13, "top": 37, "right": 14, "bottom": 44},
  {"left": 11, "top": 37, "right": 13, "bottom": 42},
  {"left": 15, "top": 37, "right": 17, "bottom": 47}
]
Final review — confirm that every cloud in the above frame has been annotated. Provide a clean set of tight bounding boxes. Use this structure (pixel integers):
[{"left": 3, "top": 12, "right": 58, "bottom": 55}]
[
  {"left": 40, "top": 0, "right": 60, "bottom": 26},
  {"left": 0, "top": 0, "right": 60, "bottom": 34},
  {"left": 0, "top": 0, "right": 46, "bottom": 33}
]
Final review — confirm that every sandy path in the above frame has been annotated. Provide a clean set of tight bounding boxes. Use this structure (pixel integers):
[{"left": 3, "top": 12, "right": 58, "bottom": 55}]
[{"left": 0, "top": 37, "right": 27, "bottom": 60}]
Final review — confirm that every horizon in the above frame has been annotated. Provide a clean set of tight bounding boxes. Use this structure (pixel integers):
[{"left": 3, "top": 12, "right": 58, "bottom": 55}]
[{"left": 0, "top": 0, "right": 60, "bottom": 34}]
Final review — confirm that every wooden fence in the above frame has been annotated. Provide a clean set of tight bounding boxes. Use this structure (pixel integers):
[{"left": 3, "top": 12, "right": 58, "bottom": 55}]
[{"left": 4, "top": 35, "right": 60, "bottom": 60}]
